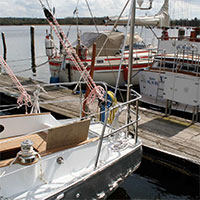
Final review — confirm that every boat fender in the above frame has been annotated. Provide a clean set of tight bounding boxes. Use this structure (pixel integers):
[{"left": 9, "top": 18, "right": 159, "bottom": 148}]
[
  {"left": 100, "top": 91, "right": 118, "bottom": 124},
  {"left": 50, "top": 76, "right": 59, "bottom": 83},
  {"left": 107, "top": 91, "right": 118, "bottom": 124},
  {"left": 123, "top": 66, "right": 128, "bottom": 82},
  {"left": 45, "top": 34, "right": 54, "bottom": 57}
]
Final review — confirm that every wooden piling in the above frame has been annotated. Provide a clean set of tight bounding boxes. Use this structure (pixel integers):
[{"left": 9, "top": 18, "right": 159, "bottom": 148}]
[
  {"left": 60, "top": 33, "right": 63, "bottom": 53},
  {"left": 30, "top": 26, "right": 36, "bottom": 75},
  {"left": 1, "top": 32, "right": 7, "bottom": 61}
]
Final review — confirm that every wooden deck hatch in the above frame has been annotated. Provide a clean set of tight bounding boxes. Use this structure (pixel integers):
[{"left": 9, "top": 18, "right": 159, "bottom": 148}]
[{"left": 46, "top": 118, "right": 90, "bottom": 150}]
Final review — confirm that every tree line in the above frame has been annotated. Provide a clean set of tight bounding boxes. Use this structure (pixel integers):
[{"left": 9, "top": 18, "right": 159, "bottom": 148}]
[
  {"left": 0, "top": 17, "right": 105, "bottom": 25},
  {"left": 0, "top": 17, "right": 200, "bottom": 27},
  {"left": 170, "top": 18, "right": 200, "bottom": 27}
]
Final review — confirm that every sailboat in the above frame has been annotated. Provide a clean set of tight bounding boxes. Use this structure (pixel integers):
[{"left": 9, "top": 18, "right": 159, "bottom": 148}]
[
  {"left": 0, "top": 0, "right": 142, "bottom": 199},
  {"left": 45, "top": 0, "right": 170, "bottom": 86}
]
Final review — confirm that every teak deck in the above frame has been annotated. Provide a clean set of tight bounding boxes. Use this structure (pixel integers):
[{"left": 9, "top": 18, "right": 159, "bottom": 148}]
[{"left": 0, "top": 74, "right": 200, "bottom": 167}]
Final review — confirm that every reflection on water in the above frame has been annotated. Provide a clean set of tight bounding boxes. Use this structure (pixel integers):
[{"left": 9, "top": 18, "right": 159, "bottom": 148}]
[{"left": 108, "top": 158, "right": 199, "bottom": 200}]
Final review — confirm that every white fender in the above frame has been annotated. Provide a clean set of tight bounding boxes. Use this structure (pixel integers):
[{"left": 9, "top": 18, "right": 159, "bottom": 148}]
[{"left": 45, "top": 35, "right": 54, "bottom": 57}]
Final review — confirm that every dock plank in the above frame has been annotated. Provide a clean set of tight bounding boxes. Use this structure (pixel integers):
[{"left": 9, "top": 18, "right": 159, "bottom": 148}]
[{"left": 138, "top": 108, "right": 200, "bottom": 165}]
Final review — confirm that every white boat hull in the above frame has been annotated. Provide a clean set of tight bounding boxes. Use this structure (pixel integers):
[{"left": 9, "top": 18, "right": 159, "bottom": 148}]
[
  {"left": 49, "top": 50, "right": 153, "bottom": 86},
  {"left": 0, "top": 118, "right": 142, "bottom": 200},
  {"left": 139, "top": 70, "right": 200, "bottom": 113},
  {"left": 46, "top": 143, "right": 142, "bottom": 200}
]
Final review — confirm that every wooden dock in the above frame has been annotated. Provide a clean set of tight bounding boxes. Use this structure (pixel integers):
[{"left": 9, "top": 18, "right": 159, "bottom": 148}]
[{"left": 0, "top": 74, "right": 199, "bottom": 177}]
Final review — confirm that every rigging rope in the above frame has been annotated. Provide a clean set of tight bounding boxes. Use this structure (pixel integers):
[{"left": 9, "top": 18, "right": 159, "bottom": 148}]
[
  {"left": 0, "top": 56, "right": 32, "bottom": 108},
  {"left": 85, "top": 0, "right": 99, "bottom": 33},
  {"left": 96, "top": 0, "right": 130, "bottom": 58},
  {"left": 114, "top": 1, "right": 132, "bottom": 97},
  {"left": 14, "top": 60, "right": 49, "bottom": 74},
  {"left": 67, "top": 0, "right": 80, "bottom": 37},
  {"left": 45, "top": 0, "right": 51, "bottom": 10},
  {"left": 0, "top": 105, "right": 20, "bottom": 113},
  {"left": 40, "top": 4, "right": 105, "bottom": 103},
  {"left": 7, "top": 55, "right": 46, "bottom": 63}
]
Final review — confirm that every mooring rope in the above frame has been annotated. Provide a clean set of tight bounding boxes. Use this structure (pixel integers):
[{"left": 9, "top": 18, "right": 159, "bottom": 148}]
[{"left": 0, "top": 56, "right": 32, "bottom": 108}]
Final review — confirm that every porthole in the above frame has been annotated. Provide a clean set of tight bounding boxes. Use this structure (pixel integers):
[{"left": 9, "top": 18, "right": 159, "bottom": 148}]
[{"left": 0, "top": 125, "right": 4, "bottom": 133}]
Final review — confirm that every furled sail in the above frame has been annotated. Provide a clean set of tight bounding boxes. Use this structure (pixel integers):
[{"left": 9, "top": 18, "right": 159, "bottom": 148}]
[{"left": 105, "top": 0, "right": 170, "bottom": 27}]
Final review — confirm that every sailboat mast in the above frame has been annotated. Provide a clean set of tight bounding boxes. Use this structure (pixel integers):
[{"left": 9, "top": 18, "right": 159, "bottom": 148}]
[{"left": 126, "top": 0, "right": 136, "bottom": 135}]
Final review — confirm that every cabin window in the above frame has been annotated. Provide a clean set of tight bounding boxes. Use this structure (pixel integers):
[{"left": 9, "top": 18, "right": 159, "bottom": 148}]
[
  {"left": 97, "top": 59, "right": 104, "bottom": 64},
  {"left": 180, "top": 64, "right": 196, "bottom": 72},
  {"left": 164, "top": 62, "right": 174, "bottom": 69},
  {"left": 133, "top": 43, "right": 146, "bottom": 49},
  {"left": 153, "top": 60, "right": 174, "bottom": 69},
  {"left": 125, "top": 43, "right": 146, "bottom": 50}
]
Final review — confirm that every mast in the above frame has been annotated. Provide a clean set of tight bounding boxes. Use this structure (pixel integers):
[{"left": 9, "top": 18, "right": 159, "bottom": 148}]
[
  {"left": 126, "top": 0, "right": 136, "bottom": 136},
  {"left": 126, "top": 0, "right": 154, "bottom": 136}
]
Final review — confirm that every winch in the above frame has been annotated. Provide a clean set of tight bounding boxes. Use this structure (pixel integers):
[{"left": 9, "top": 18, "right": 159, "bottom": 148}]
[{"left": 18, "top": 139, "right": 39, "bottom": 164}]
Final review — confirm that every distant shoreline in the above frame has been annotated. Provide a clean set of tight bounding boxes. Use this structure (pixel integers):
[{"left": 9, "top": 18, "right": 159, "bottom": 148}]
[
  {"left": 0, "top": 17, "right": 199, "bottom": 27},
  {"left": 0, "top": 17, "right": 105, "bottom": 26}
]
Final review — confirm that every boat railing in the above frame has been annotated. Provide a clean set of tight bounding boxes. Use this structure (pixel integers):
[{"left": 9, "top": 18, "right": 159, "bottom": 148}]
[
  {"left": 153, "top": 46, "right": 200, "bottom": 76},
  {"left": 87, "top": 82, "right": 141, "bottom": 169},
  {"left": 41, "top": 81, "right": 142, "bottom": 143},
  {"left": 172, "top": 45, "right": 200, "bottom": 75},
  {"left": 158, "top": 36, "right": 200, "bottom": 42},
  {"left": 0, "top": 81, "right": 142, "bottom": 175},
  {"left": 73, "top": 81, "right": 141, "bottom": 134}
]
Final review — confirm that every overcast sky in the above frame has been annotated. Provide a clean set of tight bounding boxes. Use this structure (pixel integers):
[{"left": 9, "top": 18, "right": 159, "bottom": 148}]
[{"left": 0, "top": 0, "right": 199, "bottom": 19}]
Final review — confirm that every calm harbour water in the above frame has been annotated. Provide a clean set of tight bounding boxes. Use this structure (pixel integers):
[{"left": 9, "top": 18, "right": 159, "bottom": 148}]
[{"left": 0, "top": 25, "right": 199, "bottom": 199}]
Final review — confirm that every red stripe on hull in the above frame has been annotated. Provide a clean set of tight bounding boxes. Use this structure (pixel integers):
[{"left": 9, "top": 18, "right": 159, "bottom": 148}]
[{"left": 49, "top": 61, "right": 150, "bottom": 71}]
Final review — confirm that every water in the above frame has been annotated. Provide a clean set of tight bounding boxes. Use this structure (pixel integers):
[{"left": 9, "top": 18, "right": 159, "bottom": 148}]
[
  {"left": 0, "top": 25, "right": 199, "bottom": 199},
  {"left": 110, "top": 159, "right": 199, "bottom": 199}
]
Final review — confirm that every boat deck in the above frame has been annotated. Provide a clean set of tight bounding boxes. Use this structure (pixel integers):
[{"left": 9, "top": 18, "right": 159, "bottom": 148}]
[
  {"left": 0, "top": 116, "right": 96, "bottom": 168},
  {"left": 0, "top": 74, "right": 199, "bottom": 172}
]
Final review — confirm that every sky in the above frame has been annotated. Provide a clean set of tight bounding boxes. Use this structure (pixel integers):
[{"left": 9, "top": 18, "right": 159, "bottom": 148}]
[{"left": 0, "top": 0, "right": 199, "bottom": 19}]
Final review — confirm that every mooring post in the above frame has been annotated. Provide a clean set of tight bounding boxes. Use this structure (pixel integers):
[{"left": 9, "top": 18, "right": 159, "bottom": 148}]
[
  {"left": 60, "top": 32, "right": 63, "bottom": 53},
  {"left": 1, "top": 32, "right": 7, "bottom": 61},
  {"left": 30, "top": 26, "right": 36, "bottom": 75}
]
